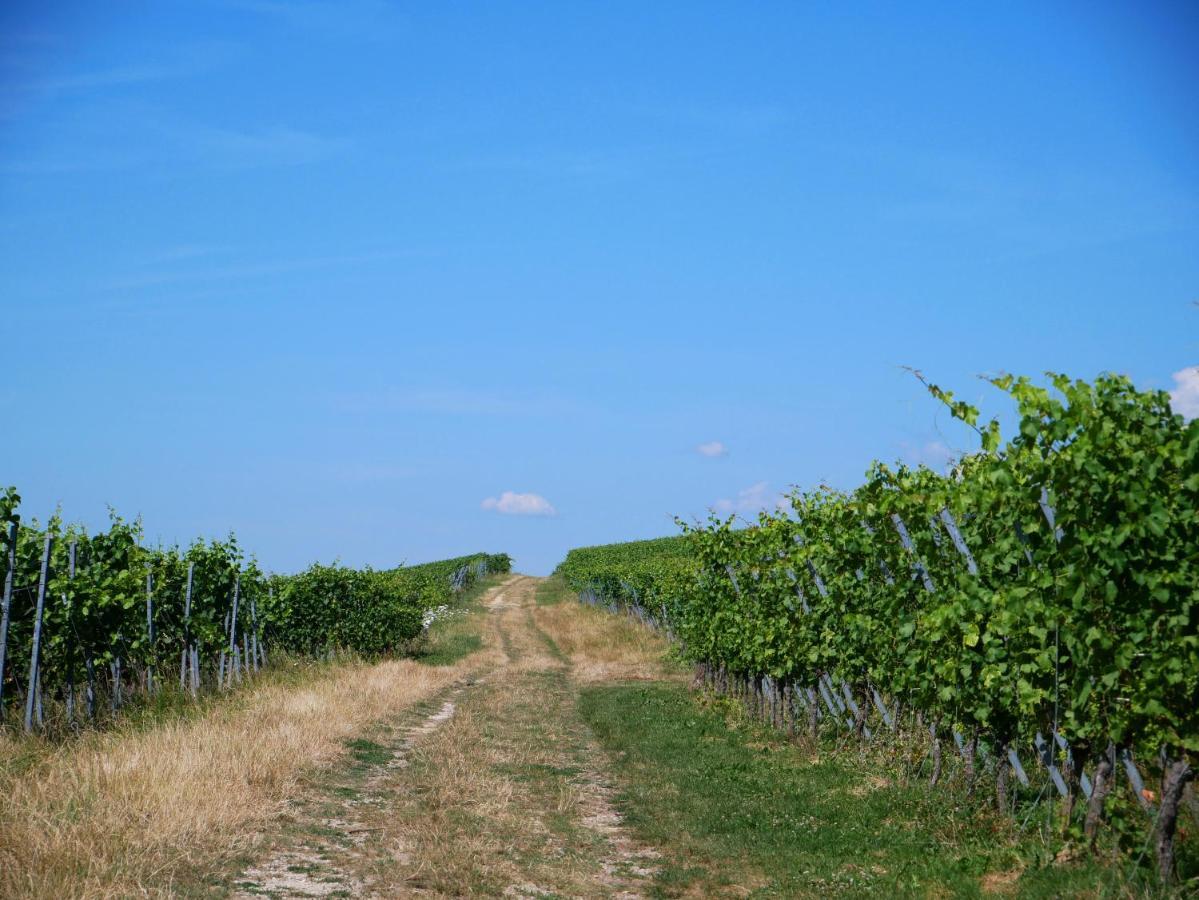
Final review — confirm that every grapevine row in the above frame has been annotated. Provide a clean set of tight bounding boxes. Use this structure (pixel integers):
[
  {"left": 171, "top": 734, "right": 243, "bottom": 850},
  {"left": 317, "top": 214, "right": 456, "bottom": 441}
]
[
  {"left": 556, "top": 371, "right": 1197, "bottom": 883},
  {"left": 0, "top": 489, "right": 510, "bottom": 732}
]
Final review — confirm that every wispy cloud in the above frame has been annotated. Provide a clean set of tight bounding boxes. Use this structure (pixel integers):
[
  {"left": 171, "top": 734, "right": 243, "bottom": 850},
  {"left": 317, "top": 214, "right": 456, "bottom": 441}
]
[
  {"left": 627, "top": 101, "right": 791, "bottom": 137},
  {"left": 0, "top": 153, "right": 136, "bottom": 176},
  {"left": 227, "top": 0, "right": 408, "bottom": 40},
  {"left": 712, "top": 481, "right": 788, "bottom": 516},
  {"left": 0, "top": 30, "right": 61, "bottom": 54},
  {"left": 141, "top": 244, "right": 226, "bottom": 265},
  {"left": 104, "top": 247, "right": 409, "bottom": 291},
  {"left": 184, "top": 123, "right": 348, "bottom": 167},
  {"left": 481, "top": 491, "right": 557, "bottom": 517},
  {"left": 0, "top": 118, "right": 348, "bottom": 177},
  {"left": 696, "top": 440, "right": 728, "bottom": 458},
  {"left": 446, "top": 147, "right": 649, "bottom": 181},
  {"left": 445, "top": 101, "right": 788, "bottom": 183},
  {"left": 328, "top": 386, "right": 574, "bottom": 418},
  {"left": 30, "top": 64, "right": 190, "bottom": 94},
  {"left": 869, "top": 146, "right": 1198, "bottom": 261},
  {"left": 7, "top": 41, "right": 239, "bottom": 98},
  {"left": 1169, "top": 366, "right": 1199, "bottom": 419}
]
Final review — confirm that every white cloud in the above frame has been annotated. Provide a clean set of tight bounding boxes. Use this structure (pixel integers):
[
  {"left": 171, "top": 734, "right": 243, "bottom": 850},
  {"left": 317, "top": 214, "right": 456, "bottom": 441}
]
[
  {"left": 696, "top": 440, "right": 728, "bottom": 458},
  {"left": 1169, "top": 367, "right": 1199, "bottom": 420},
  {"left": 899, "top": 439, "right": 955, "bottom": 470},
  {"left": 712, "top": 481, "right": 788, "bottom": 516},
  {"left": 481, "top": 491, "right": 557, "bottom": 517}
]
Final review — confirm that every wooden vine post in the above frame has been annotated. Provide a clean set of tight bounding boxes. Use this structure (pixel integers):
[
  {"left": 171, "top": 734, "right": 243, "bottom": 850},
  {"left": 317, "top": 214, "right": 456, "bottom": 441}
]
[{"left": 1156, "top": 757, "right": 1195, "bottom": 884}]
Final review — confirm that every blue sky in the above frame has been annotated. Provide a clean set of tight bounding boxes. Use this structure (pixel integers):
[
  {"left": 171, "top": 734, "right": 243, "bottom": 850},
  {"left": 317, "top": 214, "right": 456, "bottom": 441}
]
[{"left": 2, "top": 2, "right": 1197, "bottom": 575}]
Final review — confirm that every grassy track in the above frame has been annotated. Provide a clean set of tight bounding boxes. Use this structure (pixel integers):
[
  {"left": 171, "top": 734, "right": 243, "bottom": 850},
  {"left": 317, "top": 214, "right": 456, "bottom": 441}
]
[
  {"left": 0, "top": 574, "right": 1164, "bottom": 897},
  {"left": 228, "top": 575, "right": 670, "bottom": 898},
  {"left": 580, "top": 682, "right": 1136, "bottom": 898}
]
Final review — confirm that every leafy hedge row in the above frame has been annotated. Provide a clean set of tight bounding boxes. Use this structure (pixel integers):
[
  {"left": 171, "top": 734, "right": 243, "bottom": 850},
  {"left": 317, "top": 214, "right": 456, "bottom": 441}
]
[
  {"left": 554, "top": 535, "right": 694, "bottom": 614},
  {"left": 267, "top": 553, "right": 512, "bottom": 656}
]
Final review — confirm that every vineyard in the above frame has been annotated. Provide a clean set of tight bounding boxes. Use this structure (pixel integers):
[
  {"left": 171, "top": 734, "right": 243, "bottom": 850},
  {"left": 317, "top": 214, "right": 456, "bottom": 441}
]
[
  {"left": 557, "top": 371, "right": 1198, "bottom": 884},
  {"left": 0, "top": 487, "right": 510, "bottom": 733}
]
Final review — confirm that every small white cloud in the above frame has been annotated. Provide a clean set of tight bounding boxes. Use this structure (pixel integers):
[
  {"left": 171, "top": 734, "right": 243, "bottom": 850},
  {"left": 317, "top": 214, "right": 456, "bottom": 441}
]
[
  {"left": 712, "top": 481, "right": 788, "bottom": 516},
  {"left": 1169, "top": 367, "right": 1199, "bottom": 419},
  {"left": 899, "top": 439, "right": 955, "bottom": 470},
  {"left": 481, "top": 491, "right": 557, "bottom": 517},
  {"left": 696, "top": 440, "right": 728, "bottom": 458}
]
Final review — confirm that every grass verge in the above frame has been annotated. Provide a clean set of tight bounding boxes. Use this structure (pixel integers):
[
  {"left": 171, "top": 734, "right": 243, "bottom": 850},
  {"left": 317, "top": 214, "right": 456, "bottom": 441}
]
[
  {"left": 534, "top": 573, "right": 575, "bottom": 606},
  {"left": 579, "top": 682, "right": 1130, "bottom": 899}
]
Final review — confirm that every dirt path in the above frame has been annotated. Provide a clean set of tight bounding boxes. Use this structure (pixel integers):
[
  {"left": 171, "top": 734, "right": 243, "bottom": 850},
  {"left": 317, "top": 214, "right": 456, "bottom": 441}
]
[{"left": 231, "top": 575, "right": 666, "bottom": 899}]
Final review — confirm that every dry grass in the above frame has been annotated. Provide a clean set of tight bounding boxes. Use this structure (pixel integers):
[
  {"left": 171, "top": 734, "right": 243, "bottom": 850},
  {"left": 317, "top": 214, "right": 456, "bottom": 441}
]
[
  {"left": 533, "top": 600, "right": 676, "bottom": 683},
  {"left": 980, "top": 865, "right": 1025, "bottom": 896},
  {"left": 0, "top": 655, "right": 475, "bottom": 898},
  {"left": 0, "top": 576, "right": 667, "bottom": 898},
  {"left": 370, "top": 673, "right": 653, "bottom": 898},
  {"left": 482, "top": 580, "right": 561, "bottom": 673},
  {"left": 345, "top": 575, "right": 658, "bottom": 898},
  {"left": 384, "top": 703, "right": 536, "bottom": 893}
]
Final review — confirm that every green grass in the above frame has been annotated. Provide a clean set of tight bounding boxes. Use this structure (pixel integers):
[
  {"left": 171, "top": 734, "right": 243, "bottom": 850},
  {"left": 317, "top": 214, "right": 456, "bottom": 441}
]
[
  {"left": 534, "top": 573, "right": 574, "bottom": 606},
  {"left": 413, "top": 574, "right": 502, "bottom": 666},
  {"left": 345, "top": 736, "right": 391, "bottom": 768},
  {"left": 417, "top": 629, "right": 483, "bottom": 666},
  {"left": 579, "top": 682, "right": 1131, "bottom": 899}
]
